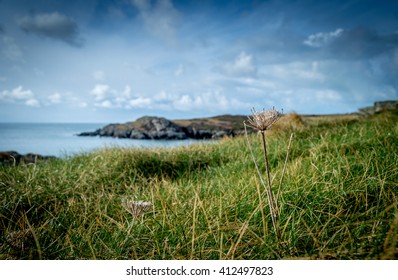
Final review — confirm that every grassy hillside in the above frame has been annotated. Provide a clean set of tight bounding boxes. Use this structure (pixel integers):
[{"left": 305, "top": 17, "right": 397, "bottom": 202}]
[{"left": 1, "top": 111, "right": 397, "bottom": 259}]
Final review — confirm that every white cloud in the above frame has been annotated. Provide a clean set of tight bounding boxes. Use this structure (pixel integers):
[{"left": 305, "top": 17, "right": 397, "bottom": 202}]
[
  {"left": 25, "top": 98, "right": 40, "bottom": 107},
  {"left": 91, "top": 84, "right": 111, "bottom": 101},
  {"left": 171, "top": 89, "right": 248, "bottom": 112},
  {"left": 101, "top": 100, "right": 113, "bottom": 108},
  {"left": 91, "top": 84, "right": 119, "bottom": 107},
  {"left": 221, "top": 51, "right": 257, "bottom": 77},
  {"left": 114, "top": 85, "right": 134, "bottom": 106},
  {"left": 304, "top": 28, "right": 343, "bottom": 47},
  {"left": 91, "top": 84, "right": 151, "bottom": 108},
  {"left": 0, "top": 86, "right": 41, "bottom": 107},
  {"left": 153, "top": 90, "right": 178, "bottom": 102},
  {"left": 87, "top": 81, "right": 249, "bottom": 113},
  {"left": 119, "top": 85, "right": 132, "bottom": 100},
  {"left": 128, "top": 97, "right": 152, "bottom": 108},
  {"left": 1, "top": 86, "right": 33, "bottom": 100},
  {"left": 11, "top": 86, "right": 34, "bottom": 99},
  {"left": 48, "top": 92, "right": 61, "bottom": 103}
]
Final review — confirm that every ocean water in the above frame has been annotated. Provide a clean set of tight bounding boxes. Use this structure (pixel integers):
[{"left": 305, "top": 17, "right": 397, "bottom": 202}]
[{"left": 0, "top": 123, "right": 200, "bottom": 158}]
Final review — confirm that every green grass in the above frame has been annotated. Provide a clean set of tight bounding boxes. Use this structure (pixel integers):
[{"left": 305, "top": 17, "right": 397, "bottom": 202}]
[{"left": 1, "top": 111, "right": 397, "bottom": 259}]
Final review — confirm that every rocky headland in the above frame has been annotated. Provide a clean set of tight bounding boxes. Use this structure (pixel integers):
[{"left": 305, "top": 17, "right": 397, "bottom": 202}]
[{"left": 77, "top": 115, "right": 252, "bottom": 140}]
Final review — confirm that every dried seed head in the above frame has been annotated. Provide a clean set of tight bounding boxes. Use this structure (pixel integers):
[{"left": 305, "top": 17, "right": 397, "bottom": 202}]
[
  {"left": 246, "top": 107, "right": 282, "bottom": 132},
  {"left": 122, "top": 199, "right": 153, "bottom": 217}
]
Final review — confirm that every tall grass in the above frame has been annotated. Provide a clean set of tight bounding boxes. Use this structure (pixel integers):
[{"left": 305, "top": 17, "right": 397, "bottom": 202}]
[{"left": 1, "top": 111, "right": 397, "bottom": 259}]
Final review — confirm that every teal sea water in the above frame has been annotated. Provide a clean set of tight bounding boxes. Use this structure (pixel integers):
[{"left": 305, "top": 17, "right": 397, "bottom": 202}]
[{"left": 0, "top": 123, "right": 198, "bottom": 158}]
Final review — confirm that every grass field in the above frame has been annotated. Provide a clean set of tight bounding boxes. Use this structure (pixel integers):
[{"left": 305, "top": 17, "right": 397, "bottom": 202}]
[{"left": 1, "top": 111, "right": 397, "bottom": 259}]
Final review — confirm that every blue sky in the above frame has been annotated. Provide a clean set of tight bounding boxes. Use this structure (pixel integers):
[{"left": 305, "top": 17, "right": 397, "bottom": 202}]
[{"left": 1, "top": 0, "right": 398, "bottom": 122}]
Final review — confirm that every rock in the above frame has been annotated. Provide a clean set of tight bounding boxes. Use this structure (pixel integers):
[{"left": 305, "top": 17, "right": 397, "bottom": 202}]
[
  {"left": 195, "top": 129, "right": 213, "bottom": 139},
  {"left": 149, "top": 131, "right": 187, "bottom": 140},
  {"left": 99, "top": 124, "right": 117, "bottom": 137},
  {"left": 129, "top": 130, "right": 149, "bottom": 140},
  {"left": 0, "top": 151, "right": 21, "bottom": 165},
  {"left": 184, "top": 127, "right": 230, "bottom": 139},
  {"left": 182, "top": 126, "right": 213, "bottom": 139},
  {"left": 112, "top": 127, "right": 131, "bottom": 138},
  {"left": 0, "top": 151, "right": 56, "bottom": 166},
  {"left": 137, "top": 116, "right": 182, "bottom": 132},
  {"left": 212, "top": 130, "right": 228, "bottom": 139},
  {"left": 77, "top": 129, "right": 100, "bottom": 136}
]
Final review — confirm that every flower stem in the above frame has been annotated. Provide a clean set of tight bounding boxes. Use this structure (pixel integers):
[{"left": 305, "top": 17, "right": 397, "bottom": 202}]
[{"left": 260, "top": 131, "right": 280, "bottom": 239}]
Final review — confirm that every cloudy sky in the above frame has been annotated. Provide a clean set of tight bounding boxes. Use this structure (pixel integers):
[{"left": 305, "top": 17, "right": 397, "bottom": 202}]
[{"left": 1, "top": 0, "right": 398, "bottom": 123}]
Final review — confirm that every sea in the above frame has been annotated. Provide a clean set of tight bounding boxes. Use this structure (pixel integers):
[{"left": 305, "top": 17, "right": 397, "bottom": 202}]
[{"left": 0, "top": 123, "right": 200, "bottom": 158}]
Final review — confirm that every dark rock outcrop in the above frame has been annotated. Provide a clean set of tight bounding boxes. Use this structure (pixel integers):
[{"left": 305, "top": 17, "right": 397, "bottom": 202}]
[
  {"left": 129, "top": 130, "right": 147, "bottom": 140},
  {"left": 0, "top": 151, "right": 56, "bottom": 166},
  {"left": 136, "top": 116, "right": 187, "bottom": 140},
  {"left": 78, "top": 130, "right": 100, "bottom": 136},
  {"left": 77, "top": 116, "right": 189, "bottom": 140}
]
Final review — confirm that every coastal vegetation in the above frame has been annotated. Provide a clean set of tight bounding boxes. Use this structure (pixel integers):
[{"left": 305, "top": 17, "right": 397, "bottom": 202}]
[{"left": 0, "top": 110, "right": 397, "bottom": 259}]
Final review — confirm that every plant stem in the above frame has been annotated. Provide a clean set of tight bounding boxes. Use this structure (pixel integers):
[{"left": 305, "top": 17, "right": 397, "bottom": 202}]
[
  {"left": 244, "top": 122, "right": 280, "bottom": 239},
  {"left": 260, "top": 131, "right": 280, "bottom": 239}
]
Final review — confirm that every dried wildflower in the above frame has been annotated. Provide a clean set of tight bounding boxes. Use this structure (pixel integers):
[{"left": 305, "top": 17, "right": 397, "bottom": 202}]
[
  {"left": 122, "top": 200, "right": 153, "bottom": 217},
  {"left": 244, "top": 106, "right": 283, "bottom": 239},
  {"left": 246, "top": 107, "right": 282, "bottom": 132}
]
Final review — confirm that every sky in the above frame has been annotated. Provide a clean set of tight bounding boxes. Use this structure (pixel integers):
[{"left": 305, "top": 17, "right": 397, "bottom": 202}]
[{"left": 0, "top": 0, "right": 398, "bottom": 123}]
